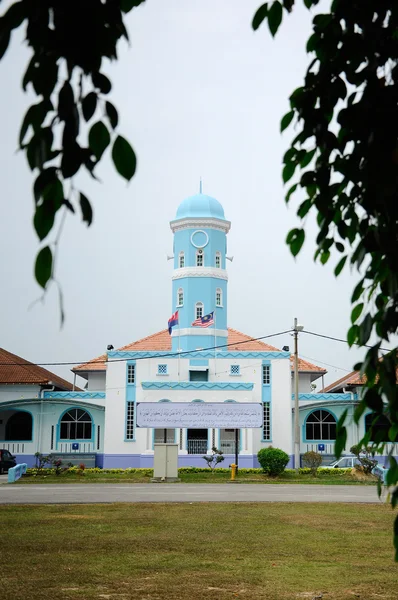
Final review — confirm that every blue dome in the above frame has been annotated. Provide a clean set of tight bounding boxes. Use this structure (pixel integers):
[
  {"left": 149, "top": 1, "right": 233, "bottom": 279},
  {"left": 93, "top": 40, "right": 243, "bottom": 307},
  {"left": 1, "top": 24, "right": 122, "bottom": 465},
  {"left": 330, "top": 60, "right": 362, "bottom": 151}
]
[{"left": 175, "top": 193, "right": 225, "bottom": 220}]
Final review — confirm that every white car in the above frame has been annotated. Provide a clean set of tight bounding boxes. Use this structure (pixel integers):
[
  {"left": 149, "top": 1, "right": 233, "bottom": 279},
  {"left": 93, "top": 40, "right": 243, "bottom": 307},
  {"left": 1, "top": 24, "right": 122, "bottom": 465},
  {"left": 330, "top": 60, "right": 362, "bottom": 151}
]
[{"left": 323, "top": 456, "right": 361, "bottom": 469}]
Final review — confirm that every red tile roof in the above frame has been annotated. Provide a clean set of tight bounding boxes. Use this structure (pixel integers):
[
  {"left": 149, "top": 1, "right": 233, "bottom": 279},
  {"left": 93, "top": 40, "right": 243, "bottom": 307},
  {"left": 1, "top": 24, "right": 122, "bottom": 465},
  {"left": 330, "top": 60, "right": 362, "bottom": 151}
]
[
  {"left": 74, "top": 328, "right": 326, "bottom": 375},
  {"left": 0, "top": 347, "right": 77, "bottom": 390}
]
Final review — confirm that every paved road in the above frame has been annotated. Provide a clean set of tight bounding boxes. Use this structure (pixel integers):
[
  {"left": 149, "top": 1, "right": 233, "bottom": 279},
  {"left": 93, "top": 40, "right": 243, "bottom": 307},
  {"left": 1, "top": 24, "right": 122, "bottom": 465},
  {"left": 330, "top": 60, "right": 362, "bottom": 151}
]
[{"left": 0, "top": 483, "right": 382, "bottom": 504}]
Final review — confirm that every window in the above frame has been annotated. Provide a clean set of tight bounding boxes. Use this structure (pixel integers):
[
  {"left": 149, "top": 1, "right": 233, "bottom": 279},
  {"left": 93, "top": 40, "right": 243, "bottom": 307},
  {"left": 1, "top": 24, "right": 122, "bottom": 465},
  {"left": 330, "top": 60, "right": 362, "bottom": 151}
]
[
  {"left": 158, "top": 364, "right": 168, "bottom": 375},
  {"left": 306, "top": 410, "right": 336, "bottom": 440},
  {"left": 196, "top": 250, "right": 204, "bottom": 267},
  {"left": 5, "top": 411, "right": 32, "bottom": 441},
  {"left": 189, "top": 370, "right": 209, "bottom": 382},
  {"left": 177, "top": 288, "right": 184, "bottom": 307},
  {"left": 215, "top": 252, "right": 221, "bottom": 268},
  {"left": 127, "top": 364, "right": 135, "bottom": 384},
  {"left": 179, "top": 252, "right": 185, "bottom": 268},
  {"left": 126, "top": 402, "right": 135, "bottom": 440},
  {"left": 365, "top": 413, "right": 396, "bottom": 442},
  {"left": 262, "top": 403, "right": 271, "bottom": 441},
  {"left": 230, "top": 364, "right": 240, "bottom": 376},
  {"left": 154, "top": 429, "right": 175, "bottom": 443},
  {"left": 262, "top": 365, "right": 270, "bottom": 385},
  {"left": 195, "top": 302, "right": 204, "bottom": 319},
  {"left": 60, "top": 409, "right": 92, "bottom": 440},
  {"left": 216, "top": 288, "right": 222, "bottom": 307}
]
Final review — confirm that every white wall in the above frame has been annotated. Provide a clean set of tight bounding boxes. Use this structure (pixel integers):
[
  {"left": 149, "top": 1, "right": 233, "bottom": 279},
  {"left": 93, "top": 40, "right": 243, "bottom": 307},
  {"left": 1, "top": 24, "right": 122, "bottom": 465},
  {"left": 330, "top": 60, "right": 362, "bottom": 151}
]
[
  {"left": 86, "top": 371, "right": 106, "bottom": 391},
  {"left": 0, "top": 385, "right": 40, "bottom": 402}
]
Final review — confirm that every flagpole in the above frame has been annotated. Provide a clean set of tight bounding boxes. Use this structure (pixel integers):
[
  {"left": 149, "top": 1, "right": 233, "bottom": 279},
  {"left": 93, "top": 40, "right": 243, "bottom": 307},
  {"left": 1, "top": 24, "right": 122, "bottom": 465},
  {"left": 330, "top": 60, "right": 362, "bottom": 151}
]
[
  {"left": 214, "top": 309, "right": 217, "bottom": 375},
  {"left": 178, "top": 314, "right": 181, "bottom": 382}
]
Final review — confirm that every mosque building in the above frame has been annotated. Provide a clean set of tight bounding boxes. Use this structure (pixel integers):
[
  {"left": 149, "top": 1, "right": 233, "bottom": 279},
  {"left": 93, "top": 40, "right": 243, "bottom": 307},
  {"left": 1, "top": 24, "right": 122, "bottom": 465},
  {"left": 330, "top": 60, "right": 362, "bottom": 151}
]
[{"left": 0, "top": 191, "right": 395, "bottom": 468}]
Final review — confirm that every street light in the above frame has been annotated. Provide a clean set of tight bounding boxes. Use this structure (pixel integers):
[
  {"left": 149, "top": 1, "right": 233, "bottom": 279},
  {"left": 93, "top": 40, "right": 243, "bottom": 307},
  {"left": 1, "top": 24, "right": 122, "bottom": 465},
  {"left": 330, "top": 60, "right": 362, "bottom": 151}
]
[{"left": 293, "top": 318, "right": 304, "bottom": 472}]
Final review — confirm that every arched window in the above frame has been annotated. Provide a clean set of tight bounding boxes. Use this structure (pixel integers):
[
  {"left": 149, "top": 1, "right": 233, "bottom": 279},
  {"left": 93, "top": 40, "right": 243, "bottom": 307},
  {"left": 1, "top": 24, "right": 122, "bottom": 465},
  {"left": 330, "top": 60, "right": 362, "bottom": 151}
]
[
  {"left": 177, "top": 287, "right": 184, "bottom": 307},
  {"left": 60, "top": 408, "right": 92, "bottom": 440},
  {"left": 195, "top": 302, "right": 204, "bottom": 320},
  {"left": 365, "top": 413, "right": 395, "bottom": 442},
  {"left": 215, "top": 252, "right": 221, "bottom": 268},
  {"left": 305, "top": 410, "right": 336, "bottom": 440},
  {"left": 179, "top": 252, "right": 185, "bottom": 268},
  {"left": 5, "top": 411, "right": 32, "bottom": 441},
  {"left": 196, "top": 250, "right": 204, "bottom": 267},
  {"left": 216, "top": 288, "right": 222, "bottom": 307}
]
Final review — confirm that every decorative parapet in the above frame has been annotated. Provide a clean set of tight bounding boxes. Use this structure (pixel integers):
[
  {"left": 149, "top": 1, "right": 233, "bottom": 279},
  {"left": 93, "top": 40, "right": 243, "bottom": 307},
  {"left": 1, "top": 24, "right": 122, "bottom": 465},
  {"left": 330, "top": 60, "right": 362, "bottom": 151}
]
[
  {"left": 108, "top": 350, "right": 290, "bottom": 360},
  {"left": 42, "top": 391, "right": 106, "bottom": 399},
  {"left": 141, "top": 381, "right": 254, "bottom": 391},
  {"left": 294, "top": 393, "right": 356, "bottom": 402}
]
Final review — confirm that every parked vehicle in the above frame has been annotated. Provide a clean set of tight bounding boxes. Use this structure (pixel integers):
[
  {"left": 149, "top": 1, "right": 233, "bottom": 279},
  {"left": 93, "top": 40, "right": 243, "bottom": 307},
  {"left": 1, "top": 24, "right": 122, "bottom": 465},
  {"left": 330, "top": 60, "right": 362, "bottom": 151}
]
[
  {"left": 0, "top": 449, "right": 16, "bottom": 473},
  {"left": 323, "top": 456, "right": 361, "bottom": 469}
]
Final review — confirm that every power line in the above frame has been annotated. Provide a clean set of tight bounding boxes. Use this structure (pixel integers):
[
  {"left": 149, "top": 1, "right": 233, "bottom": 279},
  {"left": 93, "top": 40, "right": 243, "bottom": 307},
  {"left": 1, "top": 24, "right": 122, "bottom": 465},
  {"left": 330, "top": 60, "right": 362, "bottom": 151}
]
[
  {"left": 302, "top": 330, "right": 392, "bottom": 353},
  {"left": 0, "top": 329, "right": 293, "bottom": 368}
]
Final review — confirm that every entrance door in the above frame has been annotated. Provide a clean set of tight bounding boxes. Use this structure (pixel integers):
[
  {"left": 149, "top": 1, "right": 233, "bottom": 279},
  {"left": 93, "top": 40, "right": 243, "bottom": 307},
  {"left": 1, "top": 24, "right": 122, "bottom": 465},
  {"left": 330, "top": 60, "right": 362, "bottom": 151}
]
[
  {"left": 220, "top": 429, "right": 240, "bottom": 454},
  {"left": 187, "top": 429, "right": 208, "bottom": 454}
]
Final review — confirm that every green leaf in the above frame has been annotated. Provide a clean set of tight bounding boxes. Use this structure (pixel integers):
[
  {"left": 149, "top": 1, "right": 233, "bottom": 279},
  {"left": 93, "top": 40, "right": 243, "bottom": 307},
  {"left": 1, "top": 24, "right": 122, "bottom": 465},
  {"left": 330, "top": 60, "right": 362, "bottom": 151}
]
[
  {"left": 105, "top": 101, "right": 119, "bottom": 129},
  {"left": 347, "top": 324, "right": 359, "bottom": 347},
  {"left": 280, "top": 110, "right": 294, "bottom": 132},
  {"left": 88, "top": 121, "right": 110, "bottom": 161},
  {"left": 389, "top": 424, "right": 398, "bottom": 443},
  {"left": 82, "top": 93, "right": 97, "bottom": 122},
  {"left": 268, "top": 1, "right": 283, "bottom": 37},
  {"left": 335, "top": 409, "right": 348, "bottom": 458},
  {"left": 3, "top": 1, "right": 27, "bottom": 30},
  {"left": 286, "top": 228, "right": 305, "bottom": 257},
  {"left": 297, "top": 199, "right": 312, "bottom": 218},
  {"left": 282, "top": 162, "right": 296, "bottom": 183},
  {"left": 0, "top": 28, "right": 10, "bottom": 60},
  {"left": 359, "top": 314, "right": 373, "bottom": 345},
  {"left": 35, "top": 246, "right": 53, "bottom": 289},
  {"left": 61, "top": 143, "right": 82, "bottom": 178},
  {"left": 334, "top": 256, "right": 347, "bottom": 277},
  {"left": 320, "top": 250, "right": 330, "bottom": 265},
  {"left": 80, "top": 192, "right": 93, "bottom": 226},
  {"left": 252, "top": 3, "right": 268, "bottom": 30},
  {"left": 351, "top": 279, "right": 364, "bottom": 303},
  {"left": 300, "top": 149, "right": 316, "bottom": 168},
  {"left": 351, "top": 303, "right": 364, "bottom": 323},
  {"left": 92, "top": 72, "right": 112, "bottom": 94},
  {"left": 285, "top": 182, "right": 297, "bottom": 203},
  {"left": 112, "top": 135, "right": 137, "bottom": 181},
  {"left": 120, "top": 0, "right": 146, "bottom": 13}
]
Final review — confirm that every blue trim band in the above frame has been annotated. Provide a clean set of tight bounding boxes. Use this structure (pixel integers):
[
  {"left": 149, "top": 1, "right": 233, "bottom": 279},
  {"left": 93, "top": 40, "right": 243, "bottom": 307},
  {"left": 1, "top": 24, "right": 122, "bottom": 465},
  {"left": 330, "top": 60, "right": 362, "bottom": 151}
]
[
  {"left": 141, "top": 381, "right": 254, "bottom": 390},
  {"left": 108, "top": 350, "right": 290, "bottom": 360},
  {"left": 43, "top": 391, "right": 106, "bottom": 399}
]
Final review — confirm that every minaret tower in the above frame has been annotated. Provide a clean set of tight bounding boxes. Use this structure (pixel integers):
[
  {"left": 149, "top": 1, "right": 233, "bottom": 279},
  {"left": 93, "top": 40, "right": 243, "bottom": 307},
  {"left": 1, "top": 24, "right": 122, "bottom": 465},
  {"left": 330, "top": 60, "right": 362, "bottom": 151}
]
[{"left": 169, "top": 187, "right": 231, "bottom": 352}]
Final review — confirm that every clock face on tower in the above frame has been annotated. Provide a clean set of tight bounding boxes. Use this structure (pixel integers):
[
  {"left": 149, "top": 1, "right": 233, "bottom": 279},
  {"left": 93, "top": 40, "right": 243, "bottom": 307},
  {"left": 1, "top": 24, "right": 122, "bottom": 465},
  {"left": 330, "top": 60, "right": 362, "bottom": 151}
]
[{"left": 190, "top": 230, "right": 209, "bottom": 248}]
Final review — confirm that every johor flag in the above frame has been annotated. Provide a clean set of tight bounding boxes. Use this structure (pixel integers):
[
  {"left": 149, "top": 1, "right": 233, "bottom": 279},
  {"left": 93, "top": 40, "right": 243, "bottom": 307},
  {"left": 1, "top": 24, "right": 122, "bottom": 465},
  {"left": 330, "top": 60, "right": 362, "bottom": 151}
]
[
  {"left": 191, "top": 311, "right": 214, "bottom": 328},
  {"left": 168, "top": 310, "right": 179, "bottom": 334}
]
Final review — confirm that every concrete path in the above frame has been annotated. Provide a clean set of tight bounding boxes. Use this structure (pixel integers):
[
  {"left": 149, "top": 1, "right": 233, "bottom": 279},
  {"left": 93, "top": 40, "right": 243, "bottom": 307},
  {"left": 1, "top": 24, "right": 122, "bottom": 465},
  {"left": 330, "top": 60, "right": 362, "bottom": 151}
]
[{"left": 0, "top": 483, "right": 382, "bottom": 504}]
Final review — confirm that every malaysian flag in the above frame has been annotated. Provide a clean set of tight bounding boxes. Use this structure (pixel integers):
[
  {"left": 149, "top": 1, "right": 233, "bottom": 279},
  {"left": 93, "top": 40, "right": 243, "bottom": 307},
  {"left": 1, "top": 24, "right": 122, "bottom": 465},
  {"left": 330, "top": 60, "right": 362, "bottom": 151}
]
[{"left": 191, "top": 311, "right": 214, "bottom": 328}]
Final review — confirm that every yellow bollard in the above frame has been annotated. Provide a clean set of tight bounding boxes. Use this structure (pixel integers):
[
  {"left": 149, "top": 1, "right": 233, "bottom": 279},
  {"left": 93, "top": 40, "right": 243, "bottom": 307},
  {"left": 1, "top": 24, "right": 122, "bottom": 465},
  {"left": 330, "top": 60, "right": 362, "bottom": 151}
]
[{"left": 230, "top": 463, "right": 237, "bottom": 481}]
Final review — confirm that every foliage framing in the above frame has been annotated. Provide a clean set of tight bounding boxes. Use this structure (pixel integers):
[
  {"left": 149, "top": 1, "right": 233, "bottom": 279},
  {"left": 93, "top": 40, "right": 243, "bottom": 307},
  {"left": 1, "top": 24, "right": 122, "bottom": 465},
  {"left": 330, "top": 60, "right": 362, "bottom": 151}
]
[
  {"left": 0, "top": 0, "right": 142, "bottom": 309},
  {"left": 253, "top": 0, "right": 398, "bottom": 558}
]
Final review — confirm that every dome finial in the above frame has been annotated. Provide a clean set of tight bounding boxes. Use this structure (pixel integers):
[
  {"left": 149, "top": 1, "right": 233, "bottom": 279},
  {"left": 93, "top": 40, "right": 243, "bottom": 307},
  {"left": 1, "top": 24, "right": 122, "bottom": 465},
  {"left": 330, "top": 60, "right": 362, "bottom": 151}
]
[{"left": 199, "top": 177, "right": 202, "bottom": 194}]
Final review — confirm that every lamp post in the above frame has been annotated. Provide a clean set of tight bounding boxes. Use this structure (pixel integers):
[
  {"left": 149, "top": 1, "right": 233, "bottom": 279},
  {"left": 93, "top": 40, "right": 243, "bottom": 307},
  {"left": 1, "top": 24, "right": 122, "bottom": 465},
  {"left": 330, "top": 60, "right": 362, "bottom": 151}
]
[{"left": 293, "top": 318, "right": 304, "bottom": 472}]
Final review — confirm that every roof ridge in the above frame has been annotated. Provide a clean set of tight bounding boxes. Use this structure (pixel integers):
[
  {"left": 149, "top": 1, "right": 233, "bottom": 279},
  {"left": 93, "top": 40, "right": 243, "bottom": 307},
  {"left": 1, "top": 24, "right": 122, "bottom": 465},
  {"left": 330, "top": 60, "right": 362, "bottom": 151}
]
[{"left": 0, "top": 347, "right": 76, "bottom": 389}]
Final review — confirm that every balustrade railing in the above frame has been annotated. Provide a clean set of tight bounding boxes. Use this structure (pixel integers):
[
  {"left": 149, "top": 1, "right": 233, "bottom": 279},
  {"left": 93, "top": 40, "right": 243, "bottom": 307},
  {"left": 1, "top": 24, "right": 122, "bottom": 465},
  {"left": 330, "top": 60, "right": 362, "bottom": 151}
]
[{"left": 187, "top": 439, "right": 208, "bottom": 455}]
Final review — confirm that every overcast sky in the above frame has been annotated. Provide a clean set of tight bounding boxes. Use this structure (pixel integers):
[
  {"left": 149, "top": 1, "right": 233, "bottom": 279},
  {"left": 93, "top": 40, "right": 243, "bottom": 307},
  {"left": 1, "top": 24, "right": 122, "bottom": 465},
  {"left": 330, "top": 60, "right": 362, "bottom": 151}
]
[{"left": 0, "top": 0, "right": 377, "bottom": 388}]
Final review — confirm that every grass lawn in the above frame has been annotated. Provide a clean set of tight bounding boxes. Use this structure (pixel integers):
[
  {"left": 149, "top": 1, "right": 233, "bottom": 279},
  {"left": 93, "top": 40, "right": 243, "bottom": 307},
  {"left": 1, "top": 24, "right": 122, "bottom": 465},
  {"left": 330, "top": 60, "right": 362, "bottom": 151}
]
[
  {"left": 16, "top": 470, "right": 377, "bottom": 485},
  {"left": 1, "top": 502, "right": 396, "bottom": 600}
]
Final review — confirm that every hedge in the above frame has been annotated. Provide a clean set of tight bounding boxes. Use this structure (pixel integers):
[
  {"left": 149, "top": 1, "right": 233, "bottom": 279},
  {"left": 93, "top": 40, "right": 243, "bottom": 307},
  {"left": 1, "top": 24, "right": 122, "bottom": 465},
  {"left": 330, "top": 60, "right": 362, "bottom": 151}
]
[{"left": 24, "top": 466, "right": 354, "bottom": 476}]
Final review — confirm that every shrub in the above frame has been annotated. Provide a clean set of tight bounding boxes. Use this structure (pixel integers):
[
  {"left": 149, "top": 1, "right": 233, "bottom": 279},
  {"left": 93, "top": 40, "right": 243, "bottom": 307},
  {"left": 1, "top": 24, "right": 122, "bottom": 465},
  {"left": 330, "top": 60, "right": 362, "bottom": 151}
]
[
  {"left": 302, "top": 451, "right": 323, "bottom": 476},
  {"left": 202, "top": 447, "right": 225, "bottom": 471},
  {"left": 350, "top": 445, "right": 378, "bottom": 474},
  {"left": 257, "top": 447, "right": 289, "bottom": 476}
]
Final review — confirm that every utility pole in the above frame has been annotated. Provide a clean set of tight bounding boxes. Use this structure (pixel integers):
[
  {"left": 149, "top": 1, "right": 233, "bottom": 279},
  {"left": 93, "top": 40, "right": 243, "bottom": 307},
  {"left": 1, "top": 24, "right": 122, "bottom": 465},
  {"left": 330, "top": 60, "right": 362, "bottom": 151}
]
[{"left": 293, "top": 318, "right": 304, "bottom": 472}]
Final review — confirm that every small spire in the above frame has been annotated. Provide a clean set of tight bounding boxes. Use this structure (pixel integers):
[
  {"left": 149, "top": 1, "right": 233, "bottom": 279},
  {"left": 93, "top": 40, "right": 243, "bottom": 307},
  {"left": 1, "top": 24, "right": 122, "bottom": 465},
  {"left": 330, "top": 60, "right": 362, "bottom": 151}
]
[{"left": 199, "top": 177, "right": 202, "bottom": 194}]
